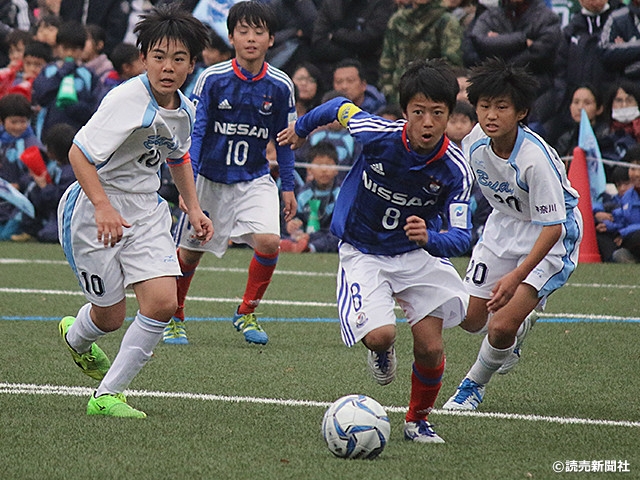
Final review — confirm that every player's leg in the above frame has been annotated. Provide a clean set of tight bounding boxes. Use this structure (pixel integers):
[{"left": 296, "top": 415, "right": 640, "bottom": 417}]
[
  {"left": 443, "top": 287, "right": 539, "bottom": 411},
  {"left": 336, "top": 243, "right": 398, "bottom": 384},
  {"left": 230, "top": 176, "right": 282, "bottom": 345},
  {"left": 91, "top": 276, "right": 177, "bottom": 418},
  {"left": 403, "top": 315, "right": 446, "bottom": 444},
  {"left": 164, "top": 246, "right": 205, "bottom": 344}
]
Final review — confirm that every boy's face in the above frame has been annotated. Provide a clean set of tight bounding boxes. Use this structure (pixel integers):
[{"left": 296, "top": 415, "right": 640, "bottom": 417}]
[
  {"left": 404, "top": 93, "right": 450, "bottom": 154},
  {"left": 3, "top": 115, "right": 30, "bottom": 138},
  {"left": 475, "top": 95, "right": 527, "bottom": 141},
  {"left": 122, "top": 56, "right": 146, "bottom": 80},
  {"left": 36, "top": 24, "right": 58, "bottom": 46},
  {"left": 202, "top": 46, "right": 231, "bottom": 66},
  {"left": 142, "top": 39, "right": 195, "bottom": 107},
  {"left": 446, "top": 113, "right": 475, "bottom": 145},
  {"left": 9, "top": 41, "right": 25, "bottom": 64},
  {"left": 229, "top": 20, "right": 273, "bottom": 66},
  {"left": 23, "top": 55, "right": 48, "bottom": 80},
  {"left": 309, "top": 154, "right": 338, "bottom": 188}
]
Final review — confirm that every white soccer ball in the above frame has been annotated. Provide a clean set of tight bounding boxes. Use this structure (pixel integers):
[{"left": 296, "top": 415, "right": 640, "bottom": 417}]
[{"left": 322, "top": 394, "right": 391, "bottom": 459}]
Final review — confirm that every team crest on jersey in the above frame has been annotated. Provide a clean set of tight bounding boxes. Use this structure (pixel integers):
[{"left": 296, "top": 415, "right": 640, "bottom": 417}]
[
  {"left": 423, "top": 178, "right": 442, "bottom": 194},
  {"left": 259, "top": 97, "right": 273, "bottom": 115},
  {"left": 355, "top": 312, "right": 369, "bottom": 328}
]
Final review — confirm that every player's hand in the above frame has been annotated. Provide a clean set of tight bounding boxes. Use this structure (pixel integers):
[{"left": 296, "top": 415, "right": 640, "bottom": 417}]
[
  {"left": 486, "top": 271, "right": 521, "bottom": 313},
  {"left": 282, "top": 190, "right": 297, "bottom": 222},
  {"left": 94, "top": 203, "right": 131, "bottom": 248},
  {"left": 276, "top": 122, "right": 305, "bottom": 150},
  {"left": 404, "top": 215, "right": 428, "bottom": 247},
  {"left": 178, "top": 194, "right": 188, "bottom": 213},
  {"left": 188, "top": 210, "right": 214, "bottom": 245}
]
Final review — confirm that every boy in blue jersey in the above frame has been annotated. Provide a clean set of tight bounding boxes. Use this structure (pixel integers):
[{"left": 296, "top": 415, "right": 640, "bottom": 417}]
[
  {"left": 442, "top": 58, "right": 583, "bottom": 411},
  {"left": 278, "top": 59, "right": 475, "bottom": 444},
  {"left": 170, "top": 1, "right": 298, "bottom": 346},
  {"left": 57, "top": 4, "right": 212, "bottom": 418}
]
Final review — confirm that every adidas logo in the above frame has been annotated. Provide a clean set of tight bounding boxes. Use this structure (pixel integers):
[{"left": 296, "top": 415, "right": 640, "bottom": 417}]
[
  {"left": 370, "top": 163, "right": 385, "bottom": 175},
  {"left": 218, "top": 99, "right": 232, "bottom": 110}
]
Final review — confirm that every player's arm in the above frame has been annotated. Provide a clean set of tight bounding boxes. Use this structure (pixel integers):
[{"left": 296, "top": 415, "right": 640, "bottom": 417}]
[
  {"left": 168, "top": 154, "right": 213, "bottom": 244},
  {"left": 69, "top": 144, "right": 131, "bottom": 248},
  {"left": 487, "top": 223, "right": 562, "bottom": 313},
  {"left": 277, "top": 96, "right": 355, "bottom": 148}
]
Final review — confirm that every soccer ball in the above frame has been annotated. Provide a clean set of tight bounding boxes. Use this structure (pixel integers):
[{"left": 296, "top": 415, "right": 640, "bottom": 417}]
[{"left": 322, "top": 394, "right": 391, "bottom": 459}]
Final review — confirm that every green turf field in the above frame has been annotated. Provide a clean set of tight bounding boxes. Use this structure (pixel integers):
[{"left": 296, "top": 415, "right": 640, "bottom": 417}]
[{"left": 1, "top": 242, "right": 638, "bottom": 479}]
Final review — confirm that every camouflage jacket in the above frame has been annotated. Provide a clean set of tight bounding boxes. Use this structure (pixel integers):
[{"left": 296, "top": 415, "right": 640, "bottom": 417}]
[{"left": 378, "top": 2, "right": 463, "bottom": 103}]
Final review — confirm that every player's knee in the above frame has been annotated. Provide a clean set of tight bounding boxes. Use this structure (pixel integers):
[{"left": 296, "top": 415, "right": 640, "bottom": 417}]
[
  {"left": 414, "top": 339, "right": 443, "bottom": 367},
  {"left": 363, "top": 326, "right": 395, "bottom": 351},
  {"left": 255, "top": 234, "right": 281, "bottom": 255},
  {"left": 144, "top": 297, "right": 179, "bottom": 321},
  {"left": 488, "top": 321, "right": 517, "bottom": 343}
]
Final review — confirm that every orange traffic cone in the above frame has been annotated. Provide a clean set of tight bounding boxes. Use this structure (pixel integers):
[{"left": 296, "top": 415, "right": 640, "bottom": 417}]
[{"left": 568, "top": 147, "right": 601, "bottom": 263}]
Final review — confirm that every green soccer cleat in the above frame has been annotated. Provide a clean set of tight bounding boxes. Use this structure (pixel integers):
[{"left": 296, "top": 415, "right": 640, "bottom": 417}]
[
  {"left": 163, "top": 317, "right": 189, "bottom": 344},
  {"left": 232, "top": 311, "right": 268, "bottom": 345},
  {"left": 87, "top": 393, "right": 147, "bottom": 418},
  {"left": 59, "top": 316, "right": 111, "bottom": 381}
]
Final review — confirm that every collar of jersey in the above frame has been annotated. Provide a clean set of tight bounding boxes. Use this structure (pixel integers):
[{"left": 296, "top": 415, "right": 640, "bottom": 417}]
[
  {"left": 402, "top": 123, "right": 449, "bottom": 164},
  {"left": 232, "top": 58, "right": 268, "bottom": 81}
]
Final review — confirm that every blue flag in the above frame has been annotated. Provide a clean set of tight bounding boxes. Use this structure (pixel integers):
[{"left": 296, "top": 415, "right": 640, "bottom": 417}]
[
  {"left": 0, "top": 176, "right": 34, "bottom": 218},
  {"left": 578, "top": 108, "right": 607, "bottom": 210}
]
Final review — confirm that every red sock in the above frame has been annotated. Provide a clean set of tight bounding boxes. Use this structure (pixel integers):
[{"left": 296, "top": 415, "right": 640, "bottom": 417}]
[
  {"left": 237, "top": 249, "right": 279, "bottom": 315},
  {"left": 175, "top": 248, "right": 199, "bottom": 321},
  {"left": 405, "top": 358, "right": 445, "bottom": 423}
]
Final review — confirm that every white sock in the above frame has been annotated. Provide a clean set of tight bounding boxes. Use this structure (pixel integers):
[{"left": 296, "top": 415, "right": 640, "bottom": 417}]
[
  {"left": 96, "top": 311, "right": 165, "bottom": 396},
  {"left": 466, "top": 335, "right": 516, "bottom": 385},
  {"left": 66, "top": 303, "right": 106, "bottom": 353}
]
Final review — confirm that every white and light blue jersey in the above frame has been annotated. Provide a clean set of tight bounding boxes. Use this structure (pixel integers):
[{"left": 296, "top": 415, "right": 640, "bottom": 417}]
[
  {"left": 464, "top": 123, "right": 579, "bottom": 225},
  {"left": 189, "top": 59, "right": 297, "bottom": 190},
  {"left": 296, "top": 97, "right": 475, "bottom": 257},
  {"left": 73, "top": 74, "right": 194, "bottom": 194}
]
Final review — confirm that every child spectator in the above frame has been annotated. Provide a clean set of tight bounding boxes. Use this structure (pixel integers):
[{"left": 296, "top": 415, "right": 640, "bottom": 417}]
[
  {"left": 6, "top": 41, "right": 53, "bottom": 101},
  {"left": 34, "top": 14, "right": 61, "bottom": 53},
  {"left": 281, "top": 141, "right": 341, "bottom": 253},
  {"left": 446, "top": 100, "right": 477, "bottom": 148},
  {"left": 0, "top": 93, "right": 42, "bottom": 239},
  {"left": 594, "top": 165, "right": 632, "bottom": 262},
  {"left": 10, "top": 123, "right": 77, "bottom": 242},
  {"left": 82, "top": 24, "right": 114, "bottom": 83},
  {"left": 0, "top": 29, "right": 33, "bottom": 96},
  {"left": 99, "top": 42, "right": 145, "bottom": 97},
  {"left": 181, "top": 29, "right": 234, "bottom": 98},
  {"left": 598, "top": 146, "right": 640, "bottom": 263},
  {"left": 32, "top": 20, "right": 101, "bottom": 139}
]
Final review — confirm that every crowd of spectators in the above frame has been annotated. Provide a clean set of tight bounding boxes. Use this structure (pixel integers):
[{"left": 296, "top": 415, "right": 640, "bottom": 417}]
[{"left": 0, "top": 0, "right": 638, "bottom": 262}]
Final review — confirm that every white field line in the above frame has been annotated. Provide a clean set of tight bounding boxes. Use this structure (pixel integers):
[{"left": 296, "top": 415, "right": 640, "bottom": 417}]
[
  {"left": 1, "top": 287, "right": 640, "bottom": 322},
  {"left": 2, "top": 258, "right": 640, "bottom": 286},
  {"left": 1, "top": 382, "right": 638, "bottom": 428}
]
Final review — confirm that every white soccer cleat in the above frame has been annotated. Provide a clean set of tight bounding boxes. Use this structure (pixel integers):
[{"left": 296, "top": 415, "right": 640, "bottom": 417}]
[
  {"left": 403, "top": 420, "right": 445, "bottom": 443},
  {"left": 442, "top": 378, "right": 485, "bottom": 411},
  {"left": 367, "top": 345, "right": 397, "bottom": 386}
]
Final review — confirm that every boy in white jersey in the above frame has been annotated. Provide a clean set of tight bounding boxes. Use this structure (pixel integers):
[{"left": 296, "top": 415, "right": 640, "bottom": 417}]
[
  {"left": 443, "top": 58, "right": 583, "bottom": 411},
  {"left": 57, "top": 4, "right": 212, "bottom": 418}
]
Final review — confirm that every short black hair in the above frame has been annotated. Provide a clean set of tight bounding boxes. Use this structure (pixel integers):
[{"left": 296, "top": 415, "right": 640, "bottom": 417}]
[
  {"left": 0, "top": 93, "right": 32, "bottom": 120},
  {"left": 43, "top": 123, "right": 77, "bottom": 165},
  {"left": 56, "top": 20, "right": 87, "bottom": 49},
  {"left": 208, "top": 29, "right": 234, "bottom": 56},
  {"left": 6, "top": 29, "right": 32, "bottom": 48},
  {"left": 109, "top": 42, "right": 140, "bottom": 74},
  {"left": 622, "top": 143, "right": 640, "bottom": 165},
  {"left": 227, "top": 1, "right": 276, "bottom": 36},
  {"left": 85, "top": 24, "right": 107, "bottom": 50},
  {"left": 24, "top": 41, "right": 53, "bottom": 63},
  {"left": 452, "top": 100, "right": 477, "bottom": 122},
  {"left": 308, "top": 141, "right": 338, "bottom": 164},
  {"left": 333, "top": 58, "right": 366, "bottom": 81},
  {"left": 134, "top": 3, "right": 209, "bottom": 60},
  {"left": 466, "top": 57, "right": 539, "bottom": 113},
  {"left": 398, "top": 58, "right": 459, "bottom": 113}
]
